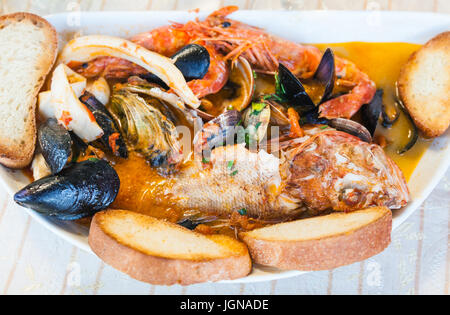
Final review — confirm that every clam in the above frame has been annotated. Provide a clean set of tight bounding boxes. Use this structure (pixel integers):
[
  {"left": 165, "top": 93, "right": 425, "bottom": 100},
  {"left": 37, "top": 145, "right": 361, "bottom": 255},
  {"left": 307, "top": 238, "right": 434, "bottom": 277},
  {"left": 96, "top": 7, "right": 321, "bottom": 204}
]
[
  {"left": 108, "top": 88, "right": 183, "bottom": 173},
  {"left": 243, "top": 102, "right": 271, "bottom": 146},
  {"left": 200, "top": 57, "right": 254, "bottom": 119},
  {"left": 141, "top": 44, "right": 211, "bottom": 87},
  {"left": 193, "top": 110, "right": 241, "bottom": 154},
  {"left": 38, "top": 118, "right": 73, "bottom": 175},
  {"left": 268, "top": 100, "right": 290, "bottom": 126},
  {"left": 14, "top": 159, "right": 120, "bottom": 221},
  {"left": 329, "top": 118, "right": 372, "bottom": 143},
  {"left": 80, "top": 91, "right": 128, "bottom": 158}
]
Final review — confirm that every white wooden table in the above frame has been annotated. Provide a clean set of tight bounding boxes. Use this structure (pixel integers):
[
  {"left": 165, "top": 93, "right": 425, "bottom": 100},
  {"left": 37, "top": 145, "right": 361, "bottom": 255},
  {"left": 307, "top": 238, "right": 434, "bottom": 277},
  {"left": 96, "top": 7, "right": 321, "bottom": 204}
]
[{"left": 0, "top": 0, "right": 449, "bottom": 295}]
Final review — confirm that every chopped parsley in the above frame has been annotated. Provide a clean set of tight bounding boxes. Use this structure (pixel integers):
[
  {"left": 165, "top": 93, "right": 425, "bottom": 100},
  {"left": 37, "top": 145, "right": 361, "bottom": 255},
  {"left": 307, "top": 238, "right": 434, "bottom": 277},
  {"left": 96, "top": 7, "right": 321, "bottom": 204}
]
[
  {"left": 252, "top": 102, "right": 267, "bottom": 113},
  {"left": 202, "top": 157, "right": 210, "bottom": 164},
  {"left": 238, "top": 208, "right": 248, "bottom": 216},
  {"left": 227, "top": 160, "right": 235, "bottom": 170},
  {"left": 320, "top": 125, "right": 329, "bottom": 130},
  {"left": 230, "top": 170, "right": 239, "bottom": 177},
  {"left": 275, "top": 73, "right": 286, "bottom": 96},
  {"left": 88, "top": 157, "right": 100, "bottom": 162}
]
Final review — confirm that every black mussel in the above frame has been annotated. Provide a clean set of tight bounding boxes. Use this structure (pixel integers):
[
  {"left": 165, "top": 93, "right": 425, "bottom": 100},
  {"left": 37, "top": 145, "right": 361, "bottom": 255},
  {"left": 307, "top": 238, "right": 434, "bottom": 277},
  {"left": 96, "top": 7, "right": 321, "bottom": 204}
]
[
  {"left": 80, "top": 91, "right": 128, "bottom": 158},
  {"left": 177, "top": 219, "right": 201, "bottom": 230},
  {"left": 361, "top": 89, "right": 383, "bottom": 136},
  {"left": 14, "top": 159, "right": 120, "bottom": 221},
  {"left": 69, "top": 131, "right": 88, "bottom": 163},
  {"left": 382, "top": 101, "right": 401, "bottom": 128},
  {"left": 277, "top": 48, "right": 336, "bottom": 114},
  {"left": 278, "top": 63, "right": 315, "bottom": 114},
  {"left": 141, "top": 44, "right": 210, "bottom": 86},
  {"left": 329, "top": 118, "right": 372, "bottom": 143},
  {"left": 314, "top": 48, "right": 336, "bottom": 104},
  {"left": 397, "top": 105, "right": 419, "bottom": 155},
  {"left": 299, "top": 109, "right": 330, "bottom": 126},
  {"left": 171, "top": 44, "right": 210, "bottom": 81},
  {"left": 38, "top": 118, "right": 73, "bottom": 175},
  {"left": 194, "top": 110, "right": 242, "bottom": 154}
]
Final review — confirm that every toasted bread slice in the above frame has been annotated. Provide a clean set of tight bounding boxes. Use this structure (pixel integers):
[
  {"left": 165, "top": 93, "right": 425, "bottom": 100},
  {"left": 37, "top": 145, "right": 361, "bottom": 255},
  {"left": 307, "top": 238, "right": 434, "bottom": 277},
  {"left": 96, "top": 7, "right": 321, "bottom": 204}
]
[
  {"left": 89, "top": 210, "right": 252, "bottom": 285},
  {"left": 398, "top": 32, "right": 450, "bottom": 138},
  {"left": 240, "top": 207, "right": 392, "bottom": 271},
  {"left": 0, "top": 13, "right": 58, "bottom": 168}
]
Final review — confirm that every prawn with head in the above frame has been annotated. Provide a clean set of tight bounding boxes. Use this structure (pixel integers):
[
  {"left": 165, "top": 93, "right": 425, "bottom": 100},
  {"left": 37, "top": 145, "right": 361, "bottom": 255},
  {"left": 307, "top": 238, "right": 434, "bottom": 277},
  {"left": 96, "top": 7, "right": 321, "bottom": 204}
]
[{"left": 72, "top": 6, "right": 376, "bottom": 119}]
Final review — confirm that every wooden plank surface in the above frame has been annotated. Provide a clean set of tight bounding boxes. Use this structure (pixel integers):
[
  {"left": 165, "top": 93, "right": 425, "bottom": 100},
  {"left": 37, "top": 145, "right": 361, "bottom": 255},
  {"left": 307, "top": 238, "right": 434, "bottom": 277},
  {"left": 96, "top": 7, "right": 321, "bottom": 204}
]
[{"left": 0, "top": 0, "right": 448, "bottom": 295}]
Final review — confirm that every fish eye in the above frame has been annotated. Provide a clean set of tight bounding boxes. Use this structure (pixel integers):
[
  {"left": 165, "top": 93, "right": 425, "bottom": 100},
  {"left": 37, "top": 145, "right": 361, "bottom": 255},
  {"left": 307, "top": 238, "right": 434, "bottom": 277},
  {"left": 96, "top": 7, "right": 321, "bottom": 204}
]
[{"left": 222, "top": 21, "right": 231, "bottom": 28}]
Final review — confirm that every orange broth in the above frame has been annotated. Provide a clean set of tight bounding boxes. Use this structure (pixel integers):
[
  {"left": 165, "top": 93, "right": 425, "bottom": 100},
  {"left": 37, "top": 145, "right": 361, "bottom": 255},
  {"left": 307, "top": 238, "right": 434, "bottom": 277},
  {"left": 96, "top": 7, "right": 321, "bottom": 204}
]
[{"left": 24, "top": 42, "right": 428, "bottom": 233}]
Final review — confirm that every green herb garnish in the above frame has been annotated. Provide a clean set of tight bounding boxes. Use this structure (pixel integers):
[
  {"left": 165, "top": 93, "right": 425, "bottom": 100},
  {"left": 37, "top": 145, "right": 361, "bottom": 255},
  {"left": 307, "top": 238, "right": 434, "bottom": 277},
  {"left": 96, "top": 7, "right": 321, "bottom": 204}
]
[
  {"left": 202, "top": 157, "right": 210, "bottom": 164},
  {"left": 320, "top": 125, "right": 329, "bottom": 130},
  {"left": 238, "top": 208, "right": 248, "bottom": 216},
  {"left": 230, "top": 170, "right": 238, "bottom": 176},
  {"left": 252, "top": 102, "right": 267, "bottom": 112},
  {"left": 88, "top": 157, "right": 100, "bottom": 162},
  {"left": 227, "top": 160, "right": 235, "bottom": 170}
]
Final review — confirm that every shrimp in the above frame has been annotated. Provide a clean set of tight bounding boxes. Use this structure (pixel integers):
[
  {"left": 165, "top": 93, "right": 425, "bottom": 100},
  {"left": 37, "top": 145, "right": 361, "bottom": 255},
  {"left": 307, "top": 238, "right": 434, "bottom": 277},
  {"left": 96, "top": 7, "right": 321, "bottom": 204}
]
[
  {"left": 161, "top": 129, "right": 409, "bottom": 220},
  {"left": 73, "top": 6, "right": 376, "bottom": 118},
  {"left": 191, "top": 6, "right": 376, "bottom": 119}
]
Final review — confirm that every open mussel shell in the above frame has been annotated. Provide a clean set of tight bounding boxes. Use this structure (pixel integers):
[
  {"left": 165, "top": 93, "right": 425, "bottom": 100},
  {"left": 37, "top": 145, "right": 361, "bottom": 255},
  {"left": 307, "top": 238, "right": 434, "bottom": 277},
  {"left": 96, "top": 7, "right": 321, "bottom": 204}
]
[
  {"left": 14, "top": 160, "right": 120, "bottom": 221},
  {"left": 194, "top": 110, "right": 241, "bottom": 153},
  {"left": 243, "top": 102, "right": 271, "bottom": 145},
  {"left": 278, "top": 63, "right": 315, "bottom": 113},
  {"left": 277, "top": 48, "right": 336, "bottom": 114},
  {"left": 330, "top": 118, "right": 372, "bottom": 143},
  {"left": 314, "top": 48, "right": 336, "bottom": 104},
  {"left": 361, "top": 89, "right": 383, "bottom": 136},
  {"left": 80, "top": 91, "right": 128, "bottom": 158},
  {"left": 397, "top": 104, "right": 419, "bottom": 155},
  {"left": 299, "top": 109, "right": 330, "bottom": 126},
  {"left": 141, "top": 44, "right": 210, "bottom": 87},
  {"left": 38, "top": 118, "right": 73, "bottom": 175},
  {"left": 198, "top": 57, "right": 254, "bottom": 120},
  {"left": 382, "top": 100, "right": 401, "bottom": 128}
]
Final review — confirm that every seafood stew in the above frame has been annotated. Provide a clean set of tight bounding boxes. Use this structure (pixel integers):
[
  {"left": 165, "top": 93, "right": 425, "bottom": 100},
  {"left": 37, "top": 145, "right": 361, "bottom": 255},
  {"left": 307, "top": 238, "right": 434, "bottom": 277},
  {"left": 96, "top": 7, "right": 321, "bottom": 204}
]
[
  {"left": 2, "top": 7, "right": 449, "bottom": 283},
  {"left": 18, "top": 7, "right": 426, "bottom": 229}
]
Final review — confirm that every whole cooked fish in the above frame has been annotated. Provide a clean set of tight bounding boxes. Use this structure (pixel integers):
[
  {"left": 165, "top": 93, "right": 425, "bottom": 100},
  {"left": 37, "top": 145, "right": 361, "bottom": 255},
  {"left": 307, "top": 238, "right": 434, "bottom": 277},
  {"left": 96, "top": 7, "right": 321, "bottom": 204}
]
[{"left": 164, "top": 129, "right": 410, "bottom": 220}]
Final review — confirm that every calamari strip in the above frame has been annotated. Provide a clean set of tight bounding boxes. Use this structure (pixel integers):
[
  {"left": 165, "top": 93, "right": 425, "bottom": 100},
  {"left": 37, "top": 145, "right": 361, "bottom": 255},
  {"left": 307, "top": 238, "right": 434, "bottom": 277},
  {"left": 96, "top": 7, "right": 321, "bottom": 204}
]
[
  {"left": 50, "top": 64, "right": 104, "bottom": 142},
  {"left": 58, "top": 35, "right": 200, "bottom": 108}
]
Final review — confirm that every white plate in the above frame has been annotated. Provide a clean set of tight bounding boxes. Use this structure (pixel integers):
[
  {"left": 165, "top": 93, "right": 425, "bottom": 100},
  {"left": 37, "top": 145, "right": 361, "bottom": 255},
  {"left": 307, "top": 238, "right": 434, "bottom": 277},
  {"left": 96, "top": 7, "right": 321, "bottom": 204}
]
[{"left": 0, "top": 10, "right": 449, "bottom": 284}]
